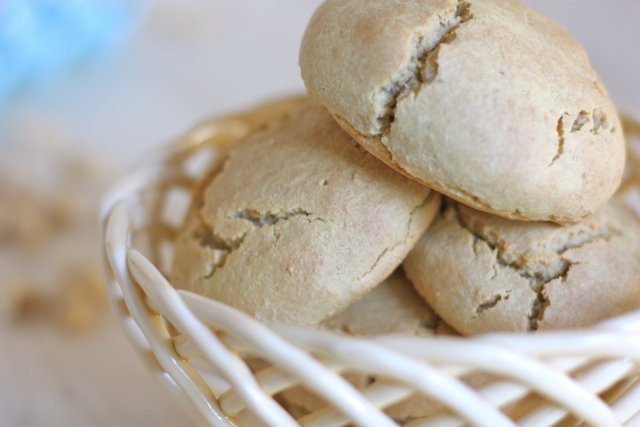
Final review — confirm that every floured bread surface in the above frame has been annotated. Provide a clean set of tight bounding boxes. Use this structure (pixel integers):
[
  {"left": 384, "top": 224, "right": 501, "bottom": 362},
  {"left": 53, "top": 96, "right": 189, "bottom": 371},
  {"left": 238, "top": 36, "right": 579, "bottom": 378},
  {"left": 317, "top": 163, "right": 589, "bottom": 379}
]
[
  {"left": 320, "top": 269, "right": 442, "bottom": 335},
  {"left": 278, "top": 270, "right": 470, "bottom": 423},
  {"left": 404, "top": 199, "right": 640, "bottom": 334},
  {"left": 300, "top": 0, "right": 624, "bottom": 222},
  {"left": 172, "top": 100, "right": 438, "bottom": 326}
]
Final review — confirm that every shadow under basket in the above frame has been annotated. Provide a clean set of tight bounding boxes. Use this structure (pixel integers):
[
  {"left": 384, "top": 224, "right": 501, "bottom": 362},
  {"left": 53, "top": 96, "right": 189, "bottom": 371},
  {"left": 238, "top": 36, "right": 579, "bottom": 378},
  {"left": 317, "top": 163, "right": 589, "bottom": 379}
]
[{"left": 101, "top": 99, "right": 640, "bottom": 427}]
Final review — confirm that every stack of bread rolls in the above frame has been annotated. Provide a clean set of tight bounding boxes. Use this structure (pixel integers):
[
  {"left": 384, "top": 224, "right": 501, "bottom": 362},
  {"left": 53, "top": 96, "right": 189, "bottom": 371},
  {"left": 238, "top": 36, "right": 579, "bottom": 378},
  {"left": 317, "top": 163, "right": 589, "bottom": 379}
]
[{"left": 172, "top": 0, "right": 638, "bottom": 420}]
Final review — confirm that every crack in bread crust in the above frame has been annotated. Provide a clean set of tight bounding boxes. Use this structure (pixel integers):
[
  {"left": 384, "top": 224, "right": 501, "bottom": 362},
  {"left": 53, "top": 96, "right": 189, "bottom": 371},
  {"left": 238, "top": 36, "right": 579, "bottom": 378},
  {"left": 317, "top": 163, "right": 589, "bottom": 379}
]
[
  {"left": 230, "top": 208, "right": 318, "bottom": 226},
  {"left": 447, "top": 202, "right": 616, "bottom": 330},
  {"left": 550, "top": 114, "right": 566, "bottom": 166},
  {"left": 194, "top": 208, "right": 327, "bottom": 282},
  {"left": 373, "top": 0, "right": 473, "bottom": 137},
  {"left": 358, "top": 193, "right": 437, "bottom": 281},
  {"left": 475, "top": 293, "right": 508, "bottom": 315},
  {"left": 550, "top": 109, "right": 614, "bottom": 166},
  {"left": 194, "top": 222, "right": 244, "bottom": 279}
]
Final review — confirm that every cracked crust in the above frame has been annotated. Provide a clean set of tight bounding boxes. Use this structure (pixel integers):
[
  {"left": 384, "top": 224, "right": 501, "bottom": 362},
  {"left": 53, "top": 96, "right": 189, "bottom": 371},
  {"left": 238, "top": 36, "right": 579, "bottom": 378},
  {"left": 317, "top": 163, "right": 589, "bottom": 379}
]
[
  {"left": 403, "top": 199, "right": 640, "bottom": 334},
  {"left": 172, "top": 99, "right": 439, "bottom": 326},
  {"left": 300, "top": 0, "right": 625, "bottom": 222},
  {"left": 278, "top": 270, "right": 473, "bottom": 423}
]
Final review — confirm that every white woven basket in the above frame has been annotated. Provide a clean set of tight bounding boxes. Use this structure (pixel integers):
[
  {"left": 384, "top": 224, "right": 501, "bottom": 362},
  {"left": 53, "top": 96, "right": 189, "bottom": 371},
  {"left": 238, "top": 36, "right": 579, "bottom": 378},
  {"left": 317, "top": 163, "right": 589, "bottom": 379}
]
[{"left": 100, "top": 99, "right": 640, "bottom": 427}]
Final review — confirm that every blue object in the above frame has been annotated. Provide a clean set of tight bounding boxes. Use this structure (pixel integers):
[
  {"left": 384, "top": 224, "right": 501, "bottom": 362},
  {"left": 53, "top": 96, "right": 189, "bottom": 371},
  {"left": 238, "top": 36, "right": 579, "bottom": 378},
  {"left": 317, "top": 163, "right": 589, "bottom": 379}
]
[{"left": 0, "top": 0, "right": 146, "bottom": 101}]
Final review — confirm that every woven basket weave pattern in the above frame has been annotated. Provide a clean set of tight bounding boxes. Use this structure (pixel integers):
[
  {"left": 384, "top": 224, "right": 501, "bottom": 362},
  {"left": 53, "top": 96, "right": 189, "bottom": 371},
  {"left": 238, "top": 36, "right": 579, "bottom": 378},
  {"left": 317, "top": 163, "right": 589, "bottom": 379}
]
[{"left": 101, "top": 104, "right": 640, "bottom": 427}]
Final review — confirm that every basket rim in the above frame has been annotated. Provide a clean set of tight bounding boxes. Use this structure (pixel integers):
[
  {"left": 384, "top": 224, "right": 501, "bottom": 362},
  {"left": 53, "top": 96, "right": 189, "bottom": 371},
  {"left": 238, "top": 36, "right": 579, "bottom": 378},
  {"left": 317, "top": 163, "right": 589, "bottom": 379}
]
[{"left": 99, "top": 108, "right": 640, "bottom": 427}]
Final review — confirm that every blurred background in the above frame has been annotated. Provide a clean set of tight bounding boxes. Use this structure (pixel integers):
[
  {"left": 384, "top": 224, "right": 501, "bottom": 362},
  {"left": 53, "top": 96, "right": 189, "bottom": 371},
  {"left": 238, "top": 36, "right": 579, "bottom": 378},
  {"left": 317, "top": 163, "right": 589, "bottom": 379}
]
[{"left": 0, "top": 1, "right": 638, "bottom": 426}]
